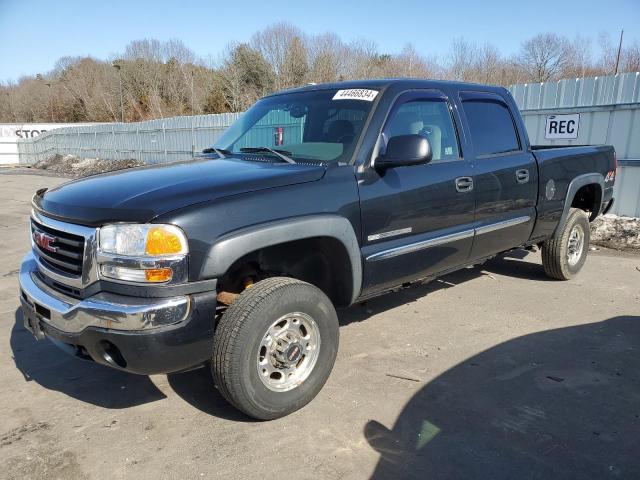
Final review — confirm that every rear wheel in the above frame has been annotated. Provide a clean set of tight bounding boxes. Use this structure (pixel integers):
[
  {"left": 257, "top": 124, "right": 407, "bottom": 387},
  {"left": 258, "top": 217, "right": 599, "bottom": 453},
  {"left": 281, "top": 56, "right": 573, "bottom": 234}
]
[
  {"left": 212, "top": 277, "right": 339, "bottom": 420},
  {"left": 542, "top": 208, "right": 590, "bottom": 280}
]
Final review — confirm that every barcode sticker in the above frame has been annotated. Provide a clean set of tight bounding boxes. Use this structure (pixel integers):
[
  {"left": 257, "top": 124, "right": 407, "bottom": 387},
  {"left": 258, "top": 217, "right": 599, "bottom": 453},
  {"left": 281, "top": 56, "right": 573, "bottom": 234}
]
[{"left": 332, "top": 89, "right": 379, "bottom": 102}]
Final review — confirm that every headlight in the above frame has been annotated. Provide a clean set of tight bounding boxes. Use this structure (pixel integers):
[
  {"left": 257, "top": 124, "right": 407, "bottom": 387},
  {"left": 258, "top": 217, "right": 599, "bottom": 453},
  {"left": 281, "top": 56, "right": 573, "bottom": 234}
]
[
  {"left": 99, "top": 224, "right": 188, "bottom": 256},
  {"left": 97, "top": 224, "right": 188, "bottom": 284}
]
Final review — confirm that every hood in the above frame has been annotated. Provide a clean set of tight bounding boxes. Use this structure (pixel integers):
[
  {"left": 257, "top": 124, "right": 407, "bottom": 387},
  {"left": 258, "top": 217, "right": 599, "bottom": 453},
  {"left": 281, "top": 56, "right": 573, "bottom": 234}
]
[{"left": 34, "top": 158, "right": 326, "bottom": 226}]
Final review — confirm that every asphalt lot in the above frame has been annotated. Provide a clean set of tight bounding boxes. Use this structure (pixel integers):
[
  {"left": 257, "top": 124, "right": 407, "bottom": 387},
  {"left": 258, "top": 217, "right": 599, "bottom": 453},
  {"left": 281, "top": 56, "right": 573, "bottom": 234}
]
[{"left": 1, "top": 170, "right": 639, "bottom": 480}]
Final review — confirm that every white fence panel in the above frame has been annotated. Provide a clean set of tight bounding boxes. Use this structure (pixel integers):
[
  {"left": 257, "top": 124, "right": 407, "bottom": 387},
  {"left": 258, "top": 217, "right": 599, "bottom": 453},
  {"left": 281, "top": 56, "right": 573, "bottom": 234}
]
[{"left": 16, "top": 113, "right": 242, "bottom": 165}]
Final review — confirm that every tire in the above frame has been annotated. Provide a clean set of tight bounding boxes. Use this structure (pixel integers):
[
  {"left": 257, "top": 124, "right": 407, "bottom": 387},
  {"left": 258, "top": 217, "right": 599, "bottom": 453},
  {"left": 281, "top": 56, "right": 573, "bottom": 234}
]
[
  {"left": 542, "top": 208, "right": 590, "bottom": 280},
  {"left": 212, "top": 277, "right": 339, "bottom": 420}
]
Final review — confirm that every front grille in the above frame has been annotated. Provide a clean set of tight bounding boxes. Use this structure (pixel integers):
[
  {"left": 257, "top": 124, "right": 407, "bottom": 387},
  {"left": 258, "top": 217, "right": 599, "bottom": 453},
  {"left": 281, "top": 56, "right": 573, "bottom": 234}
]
[
  {"left": 31, "top": 219, "right": 85, "bottom": 276},
  {"left": 34, "top": 271, "right": 83, "bottom": 298}
]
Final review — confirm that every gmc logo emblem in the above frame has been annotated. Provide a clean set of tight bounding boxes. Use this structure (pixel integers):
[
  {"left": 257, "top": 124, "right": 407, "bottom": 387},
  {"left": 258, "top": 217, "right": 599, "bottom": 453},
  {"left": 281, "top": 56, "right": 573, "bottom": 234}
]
[{"left": 33, "top": 231, "right": 58, "bottom": 253}]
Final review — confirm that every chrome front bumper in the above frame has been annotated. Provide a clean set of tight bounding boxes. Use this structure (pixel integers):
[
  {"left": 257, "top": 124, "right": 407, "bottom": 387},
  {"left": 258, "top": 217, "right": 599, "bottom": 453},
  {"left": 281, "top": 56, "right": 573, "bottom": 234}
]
[{"left": 19, "top": 251, "right": 190, "bottom": 334}]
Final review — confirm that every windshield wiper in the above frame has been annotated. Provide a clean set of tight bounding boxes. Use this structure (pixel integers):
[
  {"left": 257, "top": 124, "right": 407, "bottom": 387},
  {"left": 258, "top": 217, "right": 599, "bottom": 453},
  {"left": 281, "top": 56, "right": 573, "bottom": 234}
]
[
  {"left": 202, "top": 147, "right": 231, "bottom": 158},
  {"left": 240, "top": 147, "right": 296, "bottom": 164}
]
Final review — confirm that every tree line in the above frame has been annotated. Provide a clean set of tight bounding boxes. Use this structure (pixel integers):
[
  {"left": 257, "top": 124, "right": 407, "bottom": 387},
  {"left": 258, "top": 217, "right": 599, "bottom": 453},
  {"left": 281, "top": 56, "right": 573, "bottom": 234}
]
[{"left": 1, "top": 23, "right": 638, "bottom": 123}]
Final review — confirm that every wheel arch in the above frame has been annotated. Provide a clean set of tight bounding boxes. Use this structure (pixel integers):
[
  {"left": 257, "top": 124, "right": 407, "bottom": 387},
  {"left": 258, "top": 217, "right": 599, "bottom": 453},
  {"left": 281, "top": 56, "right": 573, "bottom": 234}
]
[
  {"left": 555, "top": 173, "right": 604, "bottom": 236},
  {"left": 199, "top": 215, "right": 362, "bottom": 306}
]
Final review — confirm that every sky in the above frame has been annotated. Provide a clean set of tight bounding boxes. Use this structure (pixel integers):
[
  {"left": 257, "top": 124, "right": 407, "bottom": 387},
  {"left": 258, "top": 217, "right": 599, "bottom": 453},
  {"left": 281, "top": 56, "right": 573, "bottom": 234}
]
[{"left": 0, "top": 0, "right": 639, "bottom": 82}]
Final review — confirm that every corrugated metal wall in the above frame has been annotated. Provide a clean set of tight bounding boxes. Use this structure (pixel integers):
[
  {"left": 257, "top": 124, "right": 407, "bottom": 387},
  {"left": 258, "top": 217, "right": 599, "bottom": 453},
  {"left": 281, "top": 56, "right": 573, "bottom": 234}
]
[
  {"left": 509, "top": 72, "right": 640, "bottom": 217},
  {"left": 611, "top": 166, "right": 640, "bottom": 218},
  {"left": 509, "top": 72, "right": 640, "bottom": 109},
  {"left": 235, "top": 110, "right": 305, "bottom": 150}
]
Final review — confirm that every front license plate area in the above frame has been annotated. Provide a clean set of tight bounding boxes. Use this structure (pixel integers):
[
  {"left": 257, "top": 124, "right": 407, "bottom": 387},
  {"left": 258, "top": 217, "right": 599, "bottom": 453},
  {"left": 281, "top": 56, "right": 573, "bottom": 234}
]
[{"left": 22, "top": 305, "right": 46, "bottom": 340}]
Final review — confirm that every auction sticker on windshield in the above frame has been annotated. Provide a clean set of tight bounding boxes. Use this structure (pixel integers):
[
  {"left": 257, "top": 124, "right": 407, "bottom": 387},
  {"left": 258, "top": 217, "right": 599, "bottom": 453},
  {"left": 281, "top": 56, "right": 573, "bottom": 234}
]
[{"left": 333, "top": 89, "right": 379, "bottom": 101}]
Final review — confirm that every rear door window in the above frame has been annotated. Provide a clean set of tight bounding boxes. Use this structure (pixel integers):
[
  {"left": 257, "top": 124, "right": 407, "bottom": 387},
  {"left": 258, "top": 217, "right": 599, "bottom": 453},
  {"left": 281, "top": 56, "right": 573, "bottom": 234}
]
[{"left": 462, "top": 99, "right": 520, "bottom": 156}]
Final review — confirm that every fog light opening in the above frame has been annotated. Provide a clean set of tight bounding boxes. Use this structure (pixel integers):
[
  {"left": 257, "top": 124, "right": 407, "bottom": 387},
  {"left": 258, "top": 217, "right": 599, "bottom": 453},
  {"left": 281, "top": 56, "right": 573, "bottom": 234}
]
[
  {"left": 34, "top": 302, "right": 51, "bottom": 320},
  {"left": 99, "top": 340, "right": 127, "bottom": 368}
]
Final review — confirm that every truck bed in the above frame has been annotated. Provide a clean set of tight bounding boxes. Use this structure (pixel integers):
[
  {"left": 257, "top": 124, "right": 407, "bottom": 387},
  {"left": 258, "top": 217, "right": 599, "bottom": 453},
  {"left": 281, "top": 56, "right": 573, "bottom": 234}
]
[{"left": 529, "top": 144, "right": 616, "bottom": 241}]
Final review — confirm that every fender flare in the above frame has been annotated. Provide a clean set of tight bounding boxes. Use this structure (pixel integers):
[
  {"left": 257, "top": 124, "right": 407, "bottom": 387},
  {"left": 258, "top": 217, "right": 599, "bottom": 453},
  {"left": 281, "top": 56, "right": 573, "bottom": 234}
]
[
  {"left": 555, "top": 173, "right": 604, "bottom": 236},
  {"left": 199, "top": 215, "right": 363, "bottom": 304}
]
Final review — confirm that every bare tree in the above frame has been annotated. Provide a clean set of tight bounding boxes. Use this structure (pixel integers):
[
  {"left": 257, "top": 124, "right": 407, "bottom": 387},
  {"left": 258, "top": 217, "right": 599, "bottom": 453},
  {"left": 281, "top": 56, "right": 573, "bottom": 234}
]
[
  {"left": 622, "top": 40, "right": 640, "bottom": 72},
  {"left": 251, "top": 22, "right": 304, "bottom": 90},
  {"left": 445, "top": 39, "right": 513, "bottom": 85},
  {"left": 123, "top": 39, "right": 163, "bottom": 62},
  {"left": 306, "top": 33, "right": 347, "bottom": 83},
  {"left": 517, "top": 33, "right": 573, "bottom": 82},
  {"left": 447, "top": 38, "right": 478, "bottom": 82},
  {"left": 392, "top": 43, "right": 439, "bottom": 78},
  {"left": 600, "top": 33, "right": 640, "bottom": 74},
  {"left": 343, "top": 39, "right": 380, "bottom": 79}
]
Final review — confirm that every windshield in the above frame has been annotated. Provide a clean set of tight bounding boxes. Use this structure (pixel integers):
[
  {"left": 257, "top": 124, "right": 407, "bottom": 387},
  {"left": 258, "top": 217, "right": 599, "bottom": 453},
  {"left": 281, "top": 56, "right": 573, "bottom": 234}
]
[{"left": 213, "top": 88, "right": 378, "bottom": 163}]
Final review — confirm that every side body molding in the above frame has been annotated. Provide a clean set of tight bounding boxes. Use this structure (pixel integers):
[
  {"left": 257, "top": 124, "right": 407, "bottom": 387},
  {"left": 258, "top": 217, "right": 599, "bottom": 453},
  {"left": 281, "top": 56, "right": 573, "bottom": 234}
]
[
  {"left": 555, "top": 172, "right": 604, "bottom": 236},
  {"left": 199, "top": 215, "right": 363, "bottom": 304}
]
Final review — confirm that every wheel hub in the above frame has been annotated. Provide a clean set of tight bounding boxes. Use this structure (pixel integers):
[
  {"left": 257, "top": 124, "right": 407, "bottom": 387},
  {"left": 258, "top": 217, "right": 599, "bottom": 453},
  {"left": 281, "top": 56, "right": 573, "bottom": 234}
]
[
  {"left": 257, "top": 312, "right": 321, "bottom": 392},
  {"left": 567, "top": 224, "right": 585, "bottom": 266},
  {"left": 274, "top": 335, "right": 303, "bottom": 367}
]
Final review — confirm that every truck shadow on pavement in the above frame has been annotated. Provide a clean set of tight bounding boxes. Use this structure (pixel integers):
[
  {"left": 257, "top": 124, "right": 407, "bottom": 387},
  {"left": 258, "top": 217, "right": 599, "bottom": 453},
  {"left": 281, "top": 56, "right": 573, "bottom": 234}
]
[
  {"left": 340, "top": 264, "right": 483, "bottom": 325},
  {"left": 10, "top": 309, "right": 167, "bottom": 409},
  {"left": 166, "top": 368, "right": 254, "bottom": 421},
  {"left": 364, "top": 315, "right": 640, "bottom": 480},
  {"left": 10, "top": 307, "right": 255, "bottom": 420},
  {"left": 483, "top": 248, "right": 555, "bottom": 281},
  {"left": 340, "top": 251, "right": 545, "bottom": 326}
]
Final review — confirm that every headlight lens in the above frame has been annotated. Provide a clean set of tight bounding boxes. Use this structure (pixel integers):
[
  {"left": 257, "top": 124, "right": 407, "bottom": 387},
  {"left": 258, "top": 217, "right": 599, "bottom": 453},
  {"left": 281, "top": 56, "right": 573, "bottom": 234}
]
[
  {"left": 97, "top": 224, "right": 188, "bottom": 284},
  {"left": 99, "top": 224, "right": 188, "bottom": 257}
]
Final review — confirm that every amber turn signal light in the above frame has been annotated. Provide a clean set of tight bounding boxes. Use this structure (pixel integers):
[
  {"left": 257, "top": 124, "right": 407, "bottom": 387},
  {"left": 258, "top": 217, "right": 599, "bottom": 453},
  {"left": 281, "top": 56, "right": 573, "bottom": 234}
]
[{"left": 144, "top": 268, "right": 173, "bottom": 282}]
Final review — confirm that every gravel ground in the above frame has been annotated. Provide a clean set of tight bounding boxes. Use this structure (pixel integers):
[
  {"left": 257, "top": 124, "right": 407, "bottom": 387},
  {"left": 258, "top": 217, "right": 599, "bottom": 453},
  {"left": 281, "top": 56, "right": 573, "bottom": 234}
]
[{"left": 0, "top": 173, "right": 639, "bottom": 480}]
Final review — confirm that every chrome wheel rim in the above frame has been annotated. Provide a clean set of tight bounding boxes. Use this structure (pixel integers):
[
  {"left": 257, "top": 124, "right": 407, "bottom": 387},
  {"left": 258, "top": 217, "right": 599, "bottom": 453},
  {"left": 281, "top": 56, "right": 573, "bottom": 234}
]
[
  {"left": 567, "top": 224, "right": 585, "bottom": 266},
  {"left": 257, "top": 312, "right": 321, "bottom": 392}
]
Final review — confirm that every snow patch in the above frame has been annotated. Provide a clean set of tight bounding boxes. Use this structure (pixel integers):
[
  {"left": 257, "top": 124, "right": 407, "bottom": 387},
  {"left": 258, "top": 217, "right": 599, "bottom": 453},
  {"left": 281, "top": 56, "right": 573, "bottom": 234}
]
[{"left": 590, "top": 214, "right": 640, "bottom": 251}]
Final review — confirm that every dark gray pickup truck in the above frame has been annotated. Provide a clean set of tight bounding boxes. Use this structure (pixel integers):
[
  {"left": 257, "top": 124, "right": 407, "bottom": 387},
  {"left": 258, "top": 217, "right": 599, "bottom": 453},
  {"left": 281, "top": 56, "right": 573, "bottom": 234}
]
[{"left": 19, "top": 79, "right": 616, "bottom": 419}]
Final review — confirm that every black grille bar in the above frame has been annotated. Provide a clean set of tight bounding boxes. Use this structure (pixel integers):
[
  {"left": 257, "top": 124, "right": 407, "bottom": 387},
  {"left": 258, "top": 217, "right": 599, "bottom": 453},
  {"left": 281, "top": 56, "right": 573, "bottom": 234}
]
[
  {"left": 50, "top": 235, "right": 83, "bottom": 249},
  {"left": 31, "top": 219, "right": 85, "bottom": 276},
  {"left": 35, "top": 248, "right": 83, "bottom": 273},
  {"left": 47, "top": 246, "right": 83, "bottom": 261}
]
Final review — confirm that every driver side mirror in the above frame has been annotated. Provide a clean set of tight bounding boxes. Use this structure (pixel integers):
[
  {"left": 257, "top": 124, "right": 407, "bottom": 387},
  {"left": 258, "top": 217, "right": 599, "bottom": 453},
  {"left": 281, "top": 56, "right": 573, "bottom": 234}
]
[{"left": 375, "top": 134, "right": 432, "bottom": 170}]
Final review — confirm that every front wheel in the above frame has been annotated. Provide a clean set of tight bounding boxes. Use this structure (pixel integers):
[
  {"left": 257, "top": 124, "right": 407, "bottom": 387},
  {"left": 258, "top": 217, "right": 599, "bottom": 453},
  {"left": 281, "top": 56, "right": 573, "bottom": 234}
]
[
  {"left": 211, "top": 277, "right": 339, "bottom": 420},
  {"left": 542, "top": 208, "right": 590, "bottom": 280}
]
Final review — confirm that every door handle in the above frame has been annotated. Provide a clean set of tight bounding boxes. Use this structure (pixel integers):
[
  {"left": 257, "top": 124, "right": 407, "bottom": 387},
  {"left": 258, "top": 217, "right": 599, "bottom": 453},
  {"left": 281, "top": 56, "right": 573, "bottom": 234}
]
[
  {"left": 455, "top": 176, "right": 473, "bottom": 193},
  {"left": 516, "top": 169, "right": 530, "bottom": 184}
]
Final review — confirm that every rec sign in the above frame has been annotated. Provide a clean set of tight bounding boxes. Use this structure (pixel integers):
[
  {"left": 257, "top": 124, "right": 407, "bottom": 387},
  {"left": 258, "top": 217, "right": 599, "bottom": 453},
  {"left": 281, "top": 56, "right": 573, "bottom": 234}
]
[{"left": 545, "top": 114, "right": 580, "bottom": 140}]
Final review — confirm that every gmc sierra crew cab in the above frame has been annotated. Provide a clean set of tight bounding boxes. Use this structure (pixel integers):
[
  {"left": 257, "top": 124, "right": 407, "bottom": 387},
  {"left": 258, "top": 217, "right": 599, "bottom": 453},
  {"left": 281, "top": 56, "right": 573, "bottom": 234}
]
[{"left": 19, "top": 79, "right": 617, "bottom": 420}]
